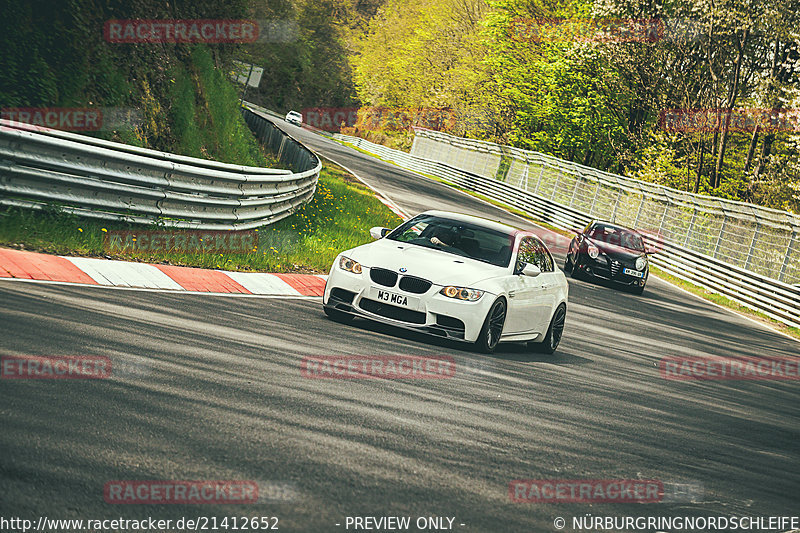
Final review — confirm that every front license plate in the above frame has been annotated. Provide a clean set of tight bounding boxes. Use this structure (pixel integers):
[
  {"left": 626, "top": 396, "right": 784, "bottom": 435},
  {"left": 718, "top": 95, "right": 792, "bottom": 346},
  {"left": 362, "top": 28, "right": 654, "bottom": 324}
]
[
  {"left": 370, "top": 288, "right": 419, "bottom": 309},
  {"left": 623, "top": 268, "right": 644, "bottom": 278}
]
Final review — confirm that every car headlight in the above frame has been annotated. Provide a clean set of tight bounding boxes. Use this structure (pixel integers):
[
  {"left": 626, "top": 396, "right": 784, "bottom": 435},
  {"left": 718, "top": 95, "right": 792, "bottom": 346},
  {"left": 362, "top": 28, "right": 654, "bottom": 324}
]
[
  {"left": 440, "top": 286, "right": 484, "bottom": 301},
  {"left": 587, "top": 244, "right": 599, "bottom": 259},
  {"left": 339, "top": 255, "right": 362, "bottom": 274},
  {"left": 635, "top": 256, "right": 647, "bottom": 271}
]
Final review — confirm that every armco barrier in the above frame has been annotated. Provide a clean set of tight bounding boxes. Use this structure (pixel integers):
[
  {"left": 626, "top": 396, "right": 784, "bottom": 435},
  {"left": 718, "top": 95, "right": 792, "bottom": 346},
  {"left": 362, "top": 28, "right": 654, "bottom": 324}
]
[
  {"left": 0, "top": 107, "right": 320, "bottom": 230},
  {"left": 331, "top": 131, "right": 800, "bottom": 329}
]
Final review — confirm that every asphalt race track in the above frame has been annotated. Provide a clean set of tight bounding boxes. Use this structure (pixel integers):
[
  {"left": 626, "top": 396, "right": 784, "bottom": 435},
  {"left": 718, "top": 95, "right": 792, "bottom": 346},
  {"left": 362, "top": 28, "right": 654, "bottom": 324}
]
[{"left": 1, "top": 119, "right": 799, "bottom": 532}]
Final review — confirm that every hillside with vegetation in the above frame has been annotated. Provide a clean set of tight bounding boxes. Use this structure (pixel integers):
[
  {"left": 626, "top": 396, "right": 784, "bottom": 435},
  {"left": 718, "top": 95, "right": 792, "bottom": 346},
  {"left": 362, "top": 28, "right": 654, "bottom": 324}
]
[{"left": 0, "top": 0, "right": 269, "bottom": 166}]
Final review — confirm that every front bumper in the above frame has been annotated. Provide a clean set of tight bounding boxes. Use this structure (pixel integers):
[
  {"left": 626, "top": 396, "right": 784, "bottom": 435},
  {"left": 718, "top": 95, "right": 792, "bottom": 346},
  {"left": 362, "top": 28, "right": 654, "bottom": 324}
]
[
  {"left": 323, "top": 266, "right": 495, "bottom": 343},
  {"left": 577, "top": 256, "right": 647, "bottom": 286}
]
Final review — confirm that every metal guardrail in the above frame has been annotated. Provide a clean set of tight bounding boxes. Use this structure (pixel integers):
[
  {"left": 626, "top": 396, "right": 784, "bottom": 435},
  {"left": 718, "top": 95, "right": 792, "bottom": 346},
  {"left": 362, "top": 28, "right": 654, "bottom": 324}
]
[
  {"left": 243, "top": 102, "right": 286, "bottom": 122},
  {"left": 332, "top": 132, "right": 800, "bottom": 329},
  {"left": 243, "top": 101, "right": 335, "bottom": 138},
  {"left": 0, "top": 107, "right": 321, "bottom": 230}
]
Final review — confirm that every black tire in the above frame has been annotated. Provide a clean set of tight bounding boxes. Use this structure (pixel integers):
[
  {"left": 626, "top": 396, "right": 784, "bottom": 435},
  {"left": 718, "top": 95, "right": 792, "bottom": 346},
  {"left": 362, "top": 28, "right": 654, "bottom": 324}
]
[
  {"left": 323, "top": 306, "right": 354, "bottom": 323},
  {"left": 474, "top": 298, "right": 507, "bottom": 353},
  {"left": 529, "top": 303, "right": 566, "bottom": 354},
  {"left": 570, "top": 257, "right": 584, "bottom": 279},
  {"left": 563, "top": 255, "right": 573, "bottom": 273},
  {"left": 630, "top": 283, "right": 645, "bottom": 295}
]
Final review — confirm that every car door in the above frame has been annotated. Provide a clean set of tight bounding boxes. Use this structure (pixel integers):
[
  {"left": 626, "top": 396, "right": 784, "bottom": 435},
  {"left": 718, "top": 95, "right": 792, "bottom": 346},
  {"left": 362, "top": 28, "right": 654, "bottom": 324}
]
[
  {"left": 530, "top": 237, "right": 560, "bottom": 329},
  {"left": 504, "top": 237, "right": 549, "bottom": 334}
]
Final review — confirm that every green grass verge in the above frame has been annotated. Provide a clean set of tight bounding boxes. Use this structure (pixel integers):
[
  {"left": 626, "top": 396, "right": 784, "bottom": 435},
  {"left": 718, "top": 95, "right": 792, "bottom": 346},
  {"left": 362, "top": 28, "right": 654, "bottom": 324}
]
[
  {"left": 0, "top": 163, "right": 403, "bottom": 274},
  {"left": 165, "top": 46, "right": 279, "bottom": 167}
]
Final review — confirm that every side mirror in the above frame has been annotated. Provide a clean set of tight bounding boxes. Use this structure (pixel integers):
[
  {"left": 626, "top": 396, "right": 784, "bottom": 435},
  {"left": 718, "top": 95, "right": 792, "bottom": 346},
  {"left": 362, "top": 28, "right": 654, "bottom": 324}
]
[
  {"left": 521, "top": 263, "right": 541, "bottom": 277},
  {"left": 645, "top": 246, "right": 659, "bottom": 255},
  {"left": 370, "top": 227, "right": 389, "bottom": 240}
]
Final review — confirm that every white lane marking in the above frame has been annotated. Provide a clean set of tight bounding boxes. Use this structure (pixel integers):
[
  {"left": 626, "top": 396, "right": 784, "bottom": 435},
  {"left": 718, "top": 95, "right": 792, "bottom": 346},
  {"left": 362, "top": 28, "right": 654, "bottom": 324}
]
[
  {"left": 224, "top": 271, "right": 303, "bottom": 296},
  {"left": 63, "top": 256, "right": 183, "bottom": 290},
  {"left": 0, "top": 277, "right": 321, "bottom": 299}
]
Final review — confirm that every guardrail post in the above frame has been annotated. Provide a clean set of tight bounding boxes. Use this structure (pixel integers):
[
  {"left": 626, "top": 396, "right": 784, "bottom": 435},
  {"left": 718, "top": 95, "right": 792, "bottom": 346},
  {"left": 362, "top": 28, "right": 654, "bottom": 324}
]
[
  {"left": 521, "top": 164, "right": 530, "bottom": 190},
  {"left": 588, "top": 181, "right": 601, "bottom": 217},
  {"left": 713, "top": 214, "right": 728, "bottom": 258},
  {"left": 532, "top": 165, "right": 545, "bottom": 195},
  {"left": 657, "top": 202, "right": 670, "bottom": 240},
  {"left": 744, "top": 222, "right": 760, "bottom": 271},
  {"left": 779, "top": 231, "right": 797, "bottom": 283},
  {"left": 633, "top": 194, "right": 646, "bottom": 229},
  {"left": 569, "top": 175, "right": 581, "bottom": 207},
  {"left": 278, "top": 136, "right": 287, "bottom": 160},
  {"left": 550, "top": 172, "right": 561, "bottom": 200},
  {"left": 609, "top": 188, "right": 623, "bottom": 222},
  {"left": 684, "top": 208, "right": 697, "bottom": 247}
]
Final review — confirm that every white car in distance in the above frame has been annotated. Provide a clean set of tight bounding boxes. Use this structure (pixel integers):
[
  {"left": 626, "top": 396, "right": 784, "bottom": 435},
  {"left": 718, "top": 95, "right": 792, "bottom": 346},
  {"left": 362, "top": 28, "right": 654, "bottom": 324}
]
[
  {"left": 323, "top": 211, "right": 569, "bottom": 353},
  {"left": 285, "top": 110, "right": 302, "bottom": 125}
]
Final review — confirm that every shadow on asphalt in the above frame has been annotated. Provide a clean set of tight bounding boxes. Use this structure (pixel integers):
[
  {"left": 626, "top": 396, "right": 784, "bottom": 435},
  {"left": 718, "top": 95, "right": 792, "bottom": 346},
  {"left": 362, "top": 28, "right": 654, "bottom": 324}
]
[{"left": 322, "top": 311, "right": 593, "bottom": 366}]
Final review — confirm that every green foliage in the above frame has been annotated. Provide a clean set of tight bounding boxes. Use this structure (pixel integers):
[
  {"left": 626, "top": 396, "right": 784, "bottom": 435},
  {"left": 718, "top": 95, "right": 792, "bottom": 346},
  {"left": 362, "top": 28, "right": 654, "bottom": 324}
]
[
  {"left": 347, "top": 0, "right": 800, "bottom": 212},
  {"left": 0, "top": 0, "right": 270, "bottom": 166},
  {"left": 350, "top": 0, "right": 489, "bottom": 129},
  {"left": 3, "top": 0, "right": 799, "bottom": 214},
  {"left": 244, "top": 0, "right": 366, "bottom": 111},
  {"left": 166, "top": 46, "right": 271, "bottom": 165}
]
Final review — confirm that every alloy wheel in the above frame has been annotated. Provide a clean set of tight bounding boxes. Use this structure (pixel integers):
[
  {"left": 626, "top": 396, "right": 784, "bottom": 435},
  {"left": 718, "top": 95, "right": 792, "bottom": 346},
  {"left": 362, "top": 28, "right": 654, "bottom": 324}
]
[
  {"left": 550, "top": 305, "right": 566, "bottom": 350},
  {"left": 487, "top": 300, "right": 506, "bottom": 349}
]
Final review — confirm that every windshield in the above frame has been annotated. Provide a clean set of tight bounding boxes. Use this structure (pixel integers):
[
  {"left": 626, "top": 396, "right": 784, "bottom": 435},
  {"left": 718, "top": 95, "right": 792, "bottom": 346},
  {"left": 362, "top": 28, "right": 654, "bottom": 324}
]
[
  {"left": 587, "top": 224, "right": 645, "bottom": 252},
  {"left": 387, "top": 215, "right": 515, "bottom": 267}
]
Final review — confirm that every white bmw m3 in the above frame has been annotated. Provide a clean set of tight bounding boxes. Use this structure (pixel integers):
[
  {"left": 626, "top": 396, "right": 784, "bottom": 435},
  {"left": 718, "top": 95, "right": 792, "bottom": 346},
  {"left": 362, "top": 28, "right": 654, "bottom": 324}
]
[{"left": 322, "top": 211, "right": 569, "bottom": 353}]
